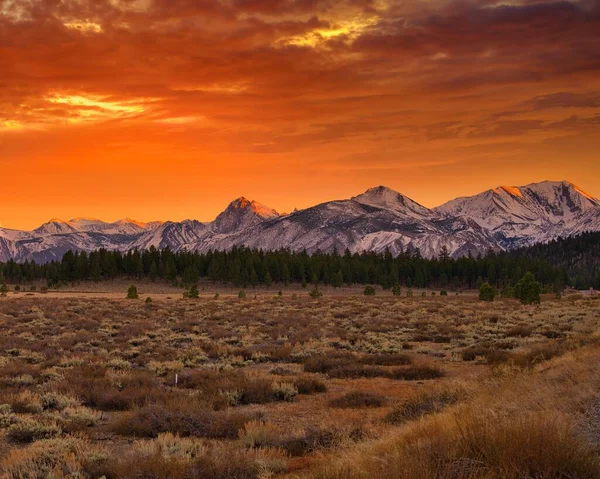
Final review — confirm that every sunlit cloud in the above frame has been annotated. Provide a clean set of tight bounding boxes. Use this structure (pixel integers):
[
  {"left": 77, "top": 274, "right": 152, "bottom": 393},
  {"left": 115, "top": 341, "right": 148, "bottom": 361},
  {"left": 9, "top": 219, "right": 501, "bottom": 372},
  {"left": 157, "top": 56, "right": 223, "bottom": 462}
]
[
  {"left": 157, "top": 116, "right": 204, "bottom": 125},
  {"left": 64, "top": 21, "right": 103, "bottom": 33},
  {"left": 0, "top": 120, "right": 26, "bottom": 131},
  {"left": 175, "top": 83, "right": 248, "bottom": 95},
  {"left": 45, "top": 95, "right": 152, "bottom": 124},
  {"left": 280, "top": 16, "right": 379, "bottom": 48}
]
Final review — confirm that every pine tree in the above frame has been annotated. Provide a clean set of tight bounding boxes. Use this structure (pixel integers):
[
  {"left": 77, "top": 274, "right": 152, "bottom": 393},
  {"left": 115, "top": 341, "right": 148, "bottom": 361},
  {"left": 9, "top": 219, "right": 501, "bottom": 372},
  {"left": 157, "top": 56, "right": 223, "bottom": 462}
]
[
  {"left": 185, "top": 284, "right": 199, "bottom": 299},
  {"left": 514, "top": 272, "right": 541, "bottom": 305},
  {"left": 0, "top": 283, "right": 8, "bottom": 297},
  {"left": 332, "top": 269, "right": 344, "bottom": 288},
  {"left": 364, "top": 285, "right": 376, "bottom": 296},
  {"left": 127, "top": 285, "right": 138, "bottom": 299},
  {"left": 479, "top": 282, "right": 495, "bottom": 302}
]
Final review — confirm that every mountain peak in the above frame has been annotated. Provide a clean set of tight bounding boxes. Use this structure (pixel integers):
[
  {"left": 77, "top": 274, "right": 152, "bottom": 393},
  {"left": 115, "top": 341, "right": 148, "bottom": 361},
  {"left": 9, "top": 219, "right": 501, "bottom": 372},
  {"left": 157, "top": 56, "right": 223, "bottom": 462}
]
[
  {"left": 227, "top": 197, "right": 279, "bottom": 219},
  {"left": 353, "top": 185, "right": 432, "bottom": 218},
  {"left": 114, "top": 218, "right": 147, "bottom": 228},
  {"left": 213, "top": 197, "right": 279, "bottom": 234},
  {"left": 34, "top": 219, "right": 78, "bottom": 235}
]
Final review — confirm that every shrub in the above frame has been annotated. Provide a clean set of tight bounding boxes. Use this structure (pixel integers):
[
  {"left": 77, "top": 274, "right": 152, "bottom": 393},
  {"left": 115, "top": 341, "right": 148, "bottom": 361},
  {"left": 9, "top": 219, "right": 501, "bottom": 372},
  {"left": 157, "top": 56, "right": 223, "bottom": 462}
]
[
  {"left": 127, "top": 285, "right": 138, "bottom": 299},
  {"left": 239, "top": 290, "right": 247, "bottom": 299},
  {"left": 104, "top": 433, "right": 286, "bottom": 479},
  {"left": 440, "top": 290, "right": 448, "bottom": 296},
  {"left": 360, "top": 353, "right": 412, "bottom": 366},
  {"left": 364, "top": 285, "right": 376, "bottom": 296},
  {"left": 392, "top": 283, "right": 401, "bottom": 296},
  {"left": 239, "top": 420, "right": 281, "bottom": 449},
  {"left": 185, "top": 284, "right": 200, "bottom": 299},
  {"left": 6, "top": 390, "right": 43, "bottom": 414},
  {"left": 0, "top": 437, "right": 108, "bottom": 478},
  {"left": 389, "top": 366, "right": 444, "bottom": 381},
  {"left": 295, "top": 376, "right": 327, "bottom": 395},
  {"left": 506, "top": 325, "right": 533, "bottom": 338},
  {"left": 385, "top": 391, "right": 461, "bottom": 424},
  {"left": 479, "top": 282, "right": 495, "bottom": 302},
  {"left": 514, "top": 272, "right": 541, "bottom": 305},
  {"left": 110, "top": 400, "right": 257, "bottom": 439},
  {"left": 145, "top": 296, "right": 152, "bottom": 304},
  {"left": 329, "top": 391, "right": 386, "bottom": 409},
  {"left": 309, "top": 286, "right": 323, "bottom": 298},
  {"left": 8, "top": 417, "right": 62, "bottom": 442}
]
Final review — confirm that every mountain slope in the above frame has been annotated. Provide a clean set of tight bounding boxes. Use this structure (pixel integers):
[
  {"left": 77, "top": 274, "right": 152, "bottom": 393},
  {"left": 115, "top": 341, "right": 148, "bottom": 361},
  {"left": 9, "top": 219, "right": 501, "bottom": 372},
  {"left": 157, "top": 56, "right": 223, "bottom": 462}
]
[{"left": 1, "top": 180, "right": 598, "bottom": 263}]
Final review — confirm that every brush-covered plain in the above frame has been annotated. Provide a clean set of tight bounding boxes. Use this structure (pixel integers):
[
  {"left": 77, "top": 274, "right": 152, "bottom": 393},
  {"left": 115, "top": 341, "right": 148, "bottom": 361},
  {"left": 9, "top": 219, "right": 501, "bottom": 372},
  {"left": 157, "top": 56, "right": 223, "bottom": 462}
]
[{"left": 0, "top": 291, "right": 599, "bottom": 478}]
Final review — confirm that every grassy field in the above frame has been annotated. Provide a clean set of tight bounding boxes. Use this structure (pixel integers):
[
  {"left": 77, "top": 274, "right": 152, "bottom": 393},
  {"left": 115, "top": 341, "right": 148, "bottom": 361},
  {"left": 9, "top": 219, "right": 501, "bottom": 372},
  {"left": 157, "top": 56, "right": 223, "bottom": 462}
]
[{"left": 0, "top": 288, "right": 599, "bottom": 478}]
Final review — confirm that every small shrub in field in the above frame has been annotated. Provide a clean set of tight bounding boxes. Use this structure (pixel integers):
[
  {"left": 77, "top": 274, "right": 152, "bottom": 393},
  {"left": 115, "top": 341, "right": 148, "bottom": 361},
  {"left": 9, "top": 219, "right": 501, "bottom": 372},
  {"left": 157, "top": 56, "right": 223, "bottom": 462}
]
[
  {"left": 309, "top": 286, "right": 323, "bottom": 298},
  {"left": 389, "top": 366, "right": 444, "bottom": 381},
  {"left": 272, "top": 381, "right": 298, "bottom": 402},
  {"left": 506, "top": 325, "right": 533, "bottom": 337},
  {"left": 479, "top": 282, "right": 495, "bottom": 302},
  {"left": 145, "top": 296, "right": 152, "bottom": 304},
  {"left": 513, "top": 342, "right": 569, "bottom": 368},
  {"left": 330, "top": 391, "right": 386, "bottom": 409},
  {"left": 184, "top": 284, "right": 200, "bottom": 299},
  {"left": 8, "top": 417, "right": 61, "bottom": 442},
  {"left": 364, "top": 285, "right": 376, "bottom": 296},
  {"left": 105, "top": 433, "right": 286, "bottom": 479},
  {"left": 392, "top": 283, "right": 401, "bottom": 296},
  {"left": 295, "top": 376, "right": 327, "bottom": 395},
  {"left": 239, "top": 420, "right": 281, "bottom": 449},
  {"left": 462, "top": 346, "right": 511, "bottom": 365},
  {"left": 360, "top": 353, "right": 412, "bottom": 366},
  {"left": 239, "top": 290, "right": 247, "bottom": 299},
  {"left": 7, "top": 390, "right": 43, "bottom": 414},
  {"left": 440, "top": 290, "right": 448, "bottom": 296},
  {"left": 0, "top": 437, "right": 107, "bottom": 478},
  {"left": 60, "top": 406, "right": 102, "bottom": 431},
  {"left": 126, "top": 285, "right": 138, "bottom": 299},
  {"left": 110, "top": 399, "right": 257, "bottom": 439},
  {"left": 385, "top": 391, "right": 461, "bottom": 424}
]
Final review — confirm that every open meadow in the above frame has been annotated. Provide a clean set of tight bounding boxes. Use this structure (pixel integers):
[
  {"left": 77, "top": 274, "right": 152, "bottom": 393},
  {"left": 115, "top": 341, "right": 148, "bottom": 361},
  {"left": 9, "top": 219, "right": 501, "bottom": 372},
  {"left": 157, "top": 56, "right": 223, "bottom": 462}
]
[{"left": 0, "top": 288, "right": 599, "bottom": 478}]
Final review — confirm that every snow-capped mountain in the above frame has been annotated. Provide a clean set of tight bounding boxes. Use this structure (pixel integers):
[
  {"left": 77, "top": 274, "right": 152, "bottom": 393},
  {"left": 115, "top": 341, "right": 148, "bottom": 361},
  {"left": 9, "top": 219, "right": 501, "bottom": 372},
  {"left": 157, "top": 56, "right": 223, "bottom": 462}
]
[
  {"left": 1, "top": 180, "right": 598, "bottom": 263},
  {"left": 435, "top": 181, "right": 600, "bottom": 248}
]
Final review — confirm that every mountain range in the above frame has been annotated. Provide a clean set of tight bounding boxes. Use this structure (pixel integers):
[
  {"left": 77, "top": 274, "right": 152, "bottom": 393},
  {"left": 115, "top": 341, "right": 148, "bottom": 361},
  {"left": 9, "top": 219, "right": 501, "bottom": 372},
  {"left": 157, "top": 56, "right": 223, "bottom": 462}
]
[{"left": 1, "top": 180, "right": 598, "bottom": 263}]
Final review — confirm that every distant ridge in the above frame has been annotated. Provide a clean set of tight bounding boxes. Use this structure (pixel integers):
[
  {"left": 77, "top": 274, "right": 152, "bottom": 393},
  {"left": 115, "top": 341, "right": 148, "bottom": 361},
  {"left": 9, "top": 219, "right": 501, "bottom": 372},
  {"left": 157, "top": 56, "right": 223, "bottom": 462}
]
[{"left": 1, "top": 180, "right": 598, "bottom": 263}]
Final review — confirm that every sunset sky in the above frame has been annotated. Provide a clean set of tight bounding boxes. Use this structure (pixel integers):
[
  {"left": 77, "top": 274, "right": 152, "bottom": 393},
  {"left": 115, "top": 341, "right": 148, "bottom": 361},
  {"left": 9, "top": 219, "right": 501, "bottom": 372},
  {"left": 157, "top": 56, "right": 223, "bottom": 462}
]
[{"left": 1, "top": 0, "right": 600, "bottom": 230}]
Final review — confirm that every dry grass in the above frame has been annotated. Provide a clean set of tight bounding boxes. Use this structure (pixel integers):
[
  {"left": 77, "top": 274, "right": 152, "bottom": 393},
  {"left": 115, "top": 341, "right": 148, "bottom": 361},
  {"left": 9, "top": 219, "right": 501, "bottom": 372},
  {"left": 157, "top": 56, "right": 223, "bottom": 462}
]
[{"left": 0, "top": 293, "right": 599, "bottom": 478}]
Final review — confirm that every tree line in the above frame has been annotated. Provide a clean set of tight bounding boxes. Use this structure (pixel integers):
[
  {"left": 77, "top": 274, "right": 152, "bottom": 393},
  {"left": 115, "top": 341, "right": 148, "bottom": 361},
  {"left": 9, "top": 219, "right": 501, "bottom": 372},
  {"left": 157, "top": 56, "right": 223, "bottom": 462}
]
[{"left": 0, "top": 244, "right": 574, "bottom": 291}]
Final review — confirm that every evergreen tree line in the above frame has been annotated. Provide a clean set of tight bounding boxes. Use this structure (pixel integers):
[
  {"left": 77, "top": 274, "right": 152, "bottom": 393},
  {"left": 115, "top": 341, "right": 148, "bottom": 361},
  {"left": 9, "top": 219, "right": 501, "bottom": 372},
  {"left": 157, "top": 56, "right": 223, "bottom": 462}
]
[
  {"left": 0, "top": 244, "right": 575, "bottom": 290},
  {"left": 507, "top": 232, "right": 600, "bottom": 290}
]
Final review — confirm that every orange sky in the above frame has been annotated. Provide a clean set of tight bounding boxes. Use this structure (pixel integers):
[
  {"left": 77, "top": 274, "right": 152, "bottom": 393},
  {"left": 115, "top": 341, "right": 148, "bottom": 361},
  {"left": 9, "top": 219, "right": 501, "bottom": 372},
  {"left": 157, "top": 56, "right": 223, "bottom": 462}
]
[{"left": 1, "top": 0, "right": 600, "bottom": 230}]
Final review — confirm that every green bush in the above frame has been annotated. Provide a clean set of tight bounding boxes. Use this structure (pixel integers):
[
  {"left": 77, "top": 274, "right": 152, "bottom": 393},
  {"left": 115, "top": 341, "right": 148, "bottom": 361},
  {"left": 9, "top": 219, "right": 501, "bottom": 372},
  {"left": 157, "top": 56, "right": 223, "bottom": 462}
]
[
  {"left": 184, "top": 284, "right": 200, "bottom": 299},
  {"left": 127, "top": 285, "right": 138, "bottom": 299},
  {"left": 514, "top": 272, "right": 541, "bottom": 305},
  {"left": 364, "top": 285, "right": 376, "bottom": 296},
  {"left": 479, "top": 282, "right": 495, "bottom": 302},
  {"left": 309, "top": 286, "right": 323, "bottom": 299}
]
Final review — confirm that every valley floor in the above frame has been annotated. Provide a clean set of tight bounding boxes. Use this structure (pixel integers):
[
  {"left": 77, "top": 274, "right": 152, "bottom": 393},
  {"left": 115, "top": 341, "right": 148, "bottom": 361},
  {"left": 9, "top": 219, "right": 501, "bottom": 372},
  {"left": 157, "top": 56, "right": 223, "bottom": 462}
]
[{"left": 0, "top": 293, "right": 598, "bottom": 478}]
